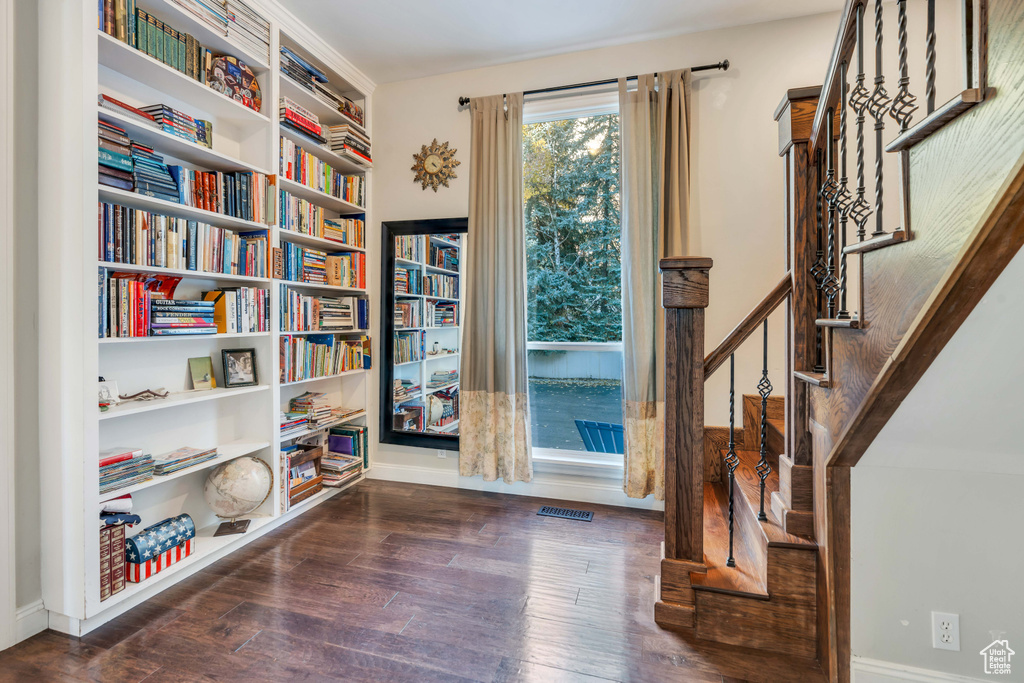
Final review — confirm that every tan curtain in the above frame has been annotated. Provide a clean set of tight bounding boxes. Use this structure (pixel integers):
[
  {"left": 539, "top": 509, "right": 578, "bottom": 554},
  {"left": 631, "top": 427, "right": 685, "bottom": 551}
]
[
  {"left": 620, "top": 70, "right": 692, "bottom": 499},
  {"left": 459, "top": 93, "right": 533, "bottom": 484}
]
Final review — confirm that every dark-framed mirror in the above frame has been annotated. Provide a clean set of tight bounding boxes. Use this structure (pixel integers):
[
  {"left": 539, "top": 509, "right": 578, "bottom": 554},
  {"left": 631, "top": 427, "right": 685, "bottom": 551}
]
[{"left": 380, "top": 217, "right": 467, "bottom": 450}]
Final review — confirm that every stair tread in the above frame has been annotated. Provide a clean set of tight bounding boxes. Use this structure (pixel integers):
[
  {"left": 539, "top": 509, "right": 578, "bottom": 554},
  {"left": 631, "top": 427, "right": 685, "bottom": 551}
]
[
  {"left": 691, "top": 481, "right": 769, "bottom": 599},
  {"left": 768, "top": 416, "right": 785, "bottom": 436},
  {"left": 728, "top": 450, "right": 816, "bottom": 549}
]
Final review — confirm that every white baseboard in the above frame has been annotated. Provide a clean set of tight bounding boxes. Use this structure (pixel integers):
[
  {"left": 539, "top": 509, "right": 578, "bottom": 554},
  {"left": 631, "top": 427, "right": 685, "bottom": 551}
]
[
  {"left": 852, "top": 656, "right": 987, "bottom": 683},
  {"left": 367, "top": 461, "right": 665, "bottom": 511},
  {"left": 15, "top": 600, "right": 47, "bottom": 643}
]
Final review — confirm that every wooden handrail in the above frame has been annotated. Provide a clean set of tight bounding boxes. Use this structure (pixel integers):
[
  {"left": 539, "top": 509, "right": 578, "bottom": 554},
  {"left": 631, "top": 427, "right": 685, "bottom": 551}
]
[
  {"left": 703, "top": 273, "right": 792, "bottom": 379},
  {"left": 809, "top": 0, "right": 863, "bottom": 150}
]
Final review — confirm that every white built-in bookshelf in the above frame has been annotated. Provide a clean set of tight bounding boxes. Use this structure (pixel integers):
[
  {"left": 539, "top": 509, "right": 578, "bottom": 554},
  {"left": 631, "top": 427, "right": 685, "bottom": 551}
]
[
  {"left": 38, "top": 0, "right": 375, "bottom": 635},
  {"left": 392, "top": 234, "right": 462, "bottom": 435}
]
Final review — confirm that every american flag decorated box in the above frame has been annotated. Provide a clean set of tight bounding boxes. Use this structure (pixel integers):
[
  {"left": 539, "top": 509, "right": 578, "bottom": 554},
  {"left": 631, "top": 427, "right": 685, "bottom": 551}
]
[{"left": 125, "top": 514, "right": 196, "bottom": 583}]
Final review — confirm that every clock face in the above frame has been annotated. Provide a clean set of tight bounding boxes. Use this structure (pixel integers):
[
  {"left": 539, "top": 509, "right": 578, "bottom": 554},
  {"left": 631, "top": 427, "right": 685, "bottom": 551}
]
[{"left": 412, "top": 139, "right": 460, "bottom": 192}]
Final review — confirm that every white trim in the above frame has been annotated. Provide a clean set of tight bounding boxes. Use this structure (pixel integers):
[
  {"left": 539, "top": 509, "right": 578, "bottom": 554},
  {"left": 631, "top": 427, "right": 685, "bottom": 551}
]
[
  {"left": 533, "top": 447, "right": 623, "bottom": 479},
  {"left": 523, "top": 86, "right": 619, "bottom": 124},
  {"left": 0, "top": 0, "right": 16, "bottom": 652},
  {"left": 14, "top": 601, "right": 47, "bottom": 644},
  {"left": 527, "top": 341, "right": 623, "bottom": 352},
  {"left": 851, "top": 656, "right": 988, "bottom": 683},
  {"left": 367, "top": 462, "right": 663, "bottom": 511}
]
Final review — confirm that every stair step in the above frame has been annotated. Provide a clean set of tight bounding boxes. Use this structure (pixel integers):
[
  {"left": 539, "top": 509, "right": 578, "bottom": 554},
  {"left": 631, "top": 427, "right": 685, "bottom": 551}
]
[
  {"left": 729, "top": 450, "right": 816, "bottom": 550},
  {"left": 690, "top": 481, "right": 769, "bottom": 599},
  {"left": 741, "top": 395, "right": 785, "bottom": 467}
]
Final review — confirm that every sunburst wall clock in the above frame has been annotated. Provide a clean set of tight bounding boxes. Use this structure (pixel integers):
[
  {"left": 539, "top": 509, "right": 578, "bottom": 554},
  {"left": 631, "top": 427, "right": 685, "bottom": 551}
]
[{"left": 412, "top": 139, "right": 460, "bottom": 192}]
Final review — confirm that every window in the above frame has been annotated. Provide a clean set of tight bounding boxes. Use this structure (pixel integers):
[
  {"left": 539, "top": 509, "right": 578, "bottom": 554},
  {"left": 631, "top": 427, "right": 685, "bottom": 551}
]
[{"left": 523, "top": 90, "right": 623, "bottom": 454}]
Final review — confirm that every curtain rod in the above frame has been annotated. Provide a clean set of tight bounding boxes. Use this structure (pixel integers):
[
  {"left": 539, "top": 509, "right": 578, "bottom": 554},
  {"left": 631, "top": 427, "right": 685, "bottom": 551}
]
[{"left": 456, "top": 60, "right": 729, "bottom": 107}]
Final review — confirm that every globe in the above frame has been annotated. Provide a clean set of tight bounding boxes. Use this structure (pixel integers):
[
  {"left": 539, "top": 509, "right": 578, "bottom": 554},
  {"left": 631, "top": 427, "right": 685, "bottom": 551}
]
[{"left": 203, "top": 456, "right": 273, "bottom": 521}]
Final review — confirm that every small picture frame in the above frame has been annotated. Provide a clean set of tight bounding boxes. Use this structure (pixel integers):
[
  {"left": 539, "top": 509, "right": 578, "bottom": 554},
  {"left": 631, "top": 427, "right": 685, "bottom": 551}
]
[
  {"left": 222, "top": 348, "right": 258, "bottom": 388},
  {"left": 98, "top": 380, "right": 120, "bottom": 405},
  {"left": 188, "top": 357, "right": 216, "bottom": 391}
]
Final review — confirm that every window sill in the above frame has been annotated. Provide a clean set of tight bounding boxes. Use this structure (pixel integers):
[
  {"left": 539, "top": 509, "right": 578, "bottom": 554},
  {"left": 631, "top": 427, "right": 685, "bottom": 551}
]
[{"left": 533, "top": 447, "right": 623, "bottom": 479}]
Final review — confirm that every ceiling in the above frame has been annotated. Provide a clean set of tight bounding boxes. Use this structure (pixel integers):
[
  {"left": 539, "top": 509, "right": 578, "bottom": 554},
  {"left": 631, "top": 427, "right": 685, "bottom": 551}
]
[{"left": 279, "top": 0, "right": 842, "bottom": 84}]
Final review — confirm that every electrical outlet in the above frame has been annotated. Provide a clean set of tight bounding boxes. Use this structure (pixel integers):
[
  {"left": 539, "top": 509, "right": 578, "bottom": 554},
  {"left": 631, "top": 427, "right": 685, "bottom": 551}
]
[
  {"left": 932, "top": 611, "right": 960, "bottom": 651},
  {"left": 437, "top": 449, "right": 447, "bottom": 459}
]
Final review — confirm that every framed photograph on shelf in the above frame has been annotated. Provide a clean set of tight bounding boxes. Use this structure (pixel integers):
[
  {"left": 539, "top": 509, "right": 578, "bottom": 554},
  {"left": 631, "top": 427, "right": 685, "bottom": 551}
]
[
  {"left": 222, "top": 349, "right": 258, "bottom": 388},
  {"left": 188, "top": 357, "right": 216, "bottom": 390}
]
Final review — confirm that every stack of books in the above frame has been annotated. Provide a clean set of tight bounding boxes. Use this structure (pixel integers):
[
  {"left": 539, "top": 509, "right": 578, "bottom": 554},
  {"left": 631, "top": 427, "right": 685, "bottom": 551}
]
[
  {"left": 279, "top": 96, "right": 325, "bottom": 143},
  {"left": 395, "top": 267, "right": 419, "bottom": 295},
  {"left": 329, "top": 424, "right": 369, "bottom": 469},
  {"left": 428, "top": 369, "right": 459, "bottom": 389},
  {"left": 319, "top": 451, "right": 361, "bottom": 487},
  {"left": 139, "top": 103, "right": 211, "bottom": 147},
  {"left": 393, "top": 378, "right": 421, "bottom": 403},
  {"left": 225, "top": 0, "right": 270, "bottom": 63},
  {"left": 327, "top": 124, "right": 371, "bottom": 166},
  {"left": 99, "top": 120, "right": 135, "bottom": 192},
  {"left": 394, "top": 301, "right": 421, "bottom": 328},
  {"left": 280, "top": 291, "right": 368, "bottom": 332},
  {"left": 321, "top": 217, "right": 364, "bottom": 248},
  {"left": 149, "top": 298, "right": 217, "bottom": 336},
  {"left": 279, "top": 243, "right": 327, "bottom": 284},
  {"left": 427, "top": 301, "right": 459, "bottom": 327},
  {"left": 280, "top": 46, "right": 326, "bottom": 90},
  {"left": 131, "top": 142, "right": 178, "bottom": 203},
  {"left": 99, "top": 447, "right": 155, "bottom": 495},
  {"left": 99, "top": 94, "right": 158, "bottom": 128},
  {"left": 290, "top": 391, "right": 333, "bottom": 424},
  {"left": 280, "top": 411, "right": 309, "bottom": 438},
  {"left": 152, "top": 447, "right": 218, "bottom": 475}
]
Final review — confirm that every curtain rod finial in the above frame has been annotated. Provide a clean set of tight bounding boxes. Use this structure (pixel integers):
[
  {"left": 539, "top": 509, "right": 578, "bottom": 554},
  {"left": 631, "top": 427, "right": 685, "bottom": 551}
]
[
  {"left": 722, "top": 59, "right": 730, "bottom": 71},
  {"left": 458, "top": 96, "right": 470, "bottom": 107}
]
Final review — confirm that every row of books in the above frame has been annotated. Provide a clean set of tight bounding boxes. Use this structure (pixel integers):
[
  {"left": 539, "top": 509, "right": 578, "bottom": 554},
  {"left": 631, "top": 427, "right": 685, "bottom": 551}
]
[
  {"left": 152, "top": 446, "right": 219, "bottom": 475},
  {"left": 395, "top": 235, "right": 423, "bottom": 262},
  {"left": 278, "top": 244, "right": 366, "bottom": 289},
  {"left": 325, "top": 424, "right": 368, "bottom": 485},
  {"left": 168, "top": 0, "right": 271, "bottom": 64},
  {"left": 280, "top": 290, "right": 369, "bottom": 332},
  {"left": 99, "top": 447, "right": 154, "bottom": 495},
  {"left": 279, "top": 138, "right": 366, "bottom": 207},
  {"left": 393, "top": 379, "right": 421, "bottom": 403},
  {"left": 395, "top": 330, "right": 424, "bottom": 364},
  {"left": 429, "top": 244, "right": 459, "bottom": 273},
  {"left": 394, "top": 301, "right": 421, "bottom": 328},
  {"left": 278, "top": 191, "right": 365, "bottom": 248},
  {"left": 148, "top": 298, "right": 217, "bottom": 335},
  {"left": 289, "top": 391, "right": 333, "bottom": 424},
  {"left": 395, "top": 267, "right": 422, "bottom": 295},
  {"left": 98, "top": 202, "right": 269, "bottom": 277},
  {"left": 279, "top": 411, "right": 308, "bottom": 439},
  {"left": 428, "top": 369, "right": 458, "bottom": 389},
  {"left": 98, "top": 119, "right": 179, "bottom": 202},
  {"left": 279, "top": 335, "right": 371, "bottom": 383},
  {"left": 279, "top": 46, "right": 364, "bottom": 128},
  {"left": 423, "top": 273, "right": 460, "bottom": 299},
  {"left": 280, "top": 95, "right": 325, "bottom": 143},
  {"left": 426, "top": 300, "right": 460, "bottom": 328},
  {"left": 327, "top": 124, "right": 371, "bottom": 166},
  {"left": 203, "top": 287, "right": 269, "bottom": 333},
  {"left": 100, "top": 95, "right": 213, "bottom": 151},
  {"left": 101, "top": 3, "right": 261, "bottom": 112}
]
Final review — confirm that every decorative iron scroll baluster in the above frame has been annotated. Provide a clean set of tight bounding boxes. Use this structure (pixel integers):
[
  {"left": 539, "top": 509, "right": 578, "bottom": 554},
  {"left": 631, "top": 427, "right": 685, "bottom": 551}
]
[
  {"left": 725, "top": 354, "right": 739, "bottom": 567},
  {"left": 926, "top": 0, "right": 936, "bottom": 114},
  {"left": 850, "top": 3, "right": 872, "bottom": 241},
  {"left": 821, "top": 108, "right": 840, "bottom": 318},
  {"left": 756, "top": 320, "right": 772, "bottom": 522},
  {"left": 890, "top": 0, "right": 918, "bottom": 132},
  {"left": 812, "top": 153, "right": 826, "bottom": 373},
  {"left": 837, "top": 61, "right": 852, "bottom": 320},
  {"left": 868, "top": 0, "right": 891, "bottom": 238}
]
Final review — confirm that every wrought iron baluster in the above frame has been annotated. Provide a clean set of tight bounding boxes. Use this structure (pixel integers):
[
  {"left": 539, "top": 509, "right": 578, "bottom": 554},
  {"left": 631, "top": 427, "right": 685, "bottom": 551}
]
[
  {"left": 756, "top": 320, "right": 773, "bottom": 522},
  {"left": 821, "top": 108, "right": 840, "bottom": 318},
  {"left": 837, "top": 61, "right": 852, "bottom": 320},
  {"left": 868, "top": 0, "right": 892, "bottom": 238},
  {"left": 926, "top": 0, "right": 936, "bottom": 114},
  {"left": 850, "top": 3, "right": 872, "bottom": 241},
  {"left": 725, "top": 354, "right": 739, "bottom": 567},
  {"left": 890, "top": 0, "right": 918, "bottom": 132},
  {"left": 812, "top": 153, "right": 825, "bottom": 373}
]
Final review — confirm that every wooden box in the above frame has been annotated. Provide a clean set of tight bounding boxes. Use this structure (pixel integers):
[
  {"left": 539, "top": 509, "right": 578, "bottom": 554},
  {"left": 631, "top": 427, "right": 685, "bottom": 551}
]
[{"left": 288, "top": 443, "right": 323, "bottom": 505}]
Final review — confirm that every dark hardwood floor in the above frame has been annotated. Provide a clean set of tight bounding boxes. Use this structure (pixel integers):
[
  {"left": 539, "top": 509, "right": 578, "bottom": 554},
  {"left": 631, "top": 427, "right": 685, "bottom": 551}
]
[{"left": 0, "top": 480, "right": 825, "bottom": 682}]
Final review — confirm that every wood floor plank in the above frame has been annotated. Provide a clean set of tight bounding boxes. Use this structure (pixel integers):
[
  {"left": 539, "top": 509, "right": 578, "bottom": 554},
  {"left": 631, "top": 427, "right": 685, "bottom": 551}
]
[{"left": 0, "top": 479, "right": 824, "bottom": 682}]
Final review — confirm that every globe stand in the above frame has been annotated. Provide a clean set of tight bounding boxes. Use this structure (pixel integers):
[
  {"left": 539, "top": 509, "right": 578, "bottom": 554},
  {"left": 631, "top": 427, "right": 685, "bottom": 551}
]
[{"left": 213, "top": 518, "right": 251, "bottom": 537}]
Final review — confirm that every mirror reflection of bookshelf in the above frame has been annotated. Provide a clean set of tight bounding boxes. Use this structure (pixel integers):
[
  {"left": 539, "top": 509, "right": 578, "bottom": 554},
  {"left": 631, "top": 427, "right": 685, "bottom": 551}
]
[{"left": 391, "top": 233, "right": 461, "bottom": 436}]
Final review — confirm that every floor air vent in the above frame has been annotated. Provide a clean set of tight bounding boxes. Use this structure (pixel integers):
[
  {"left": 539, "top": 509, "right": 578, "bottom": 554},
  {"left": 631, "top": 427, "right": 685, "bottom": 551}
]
[{"left": 538, "top": 506, "right": 594, "bottom": 522}]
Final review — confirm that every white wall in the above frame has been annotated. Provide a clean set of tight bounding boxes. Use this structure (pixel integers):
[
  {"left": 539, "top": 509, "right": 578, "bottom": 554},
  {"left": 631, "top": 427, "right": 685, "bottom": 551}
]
[
  {"left": 368, "top": 11, "right": 842, "bottom": 500},
  {"left": 851, "top": 247, "right": 1024, "bottom": 682}
]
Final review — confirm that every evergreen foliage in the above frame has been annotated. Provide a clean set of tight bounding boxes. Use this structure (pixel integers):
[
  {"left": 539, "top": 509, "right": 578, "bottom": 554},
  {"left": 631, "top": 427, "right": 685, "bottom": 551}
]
[{"left": 523, "top": 113, "right": 621, "bottom": 342}]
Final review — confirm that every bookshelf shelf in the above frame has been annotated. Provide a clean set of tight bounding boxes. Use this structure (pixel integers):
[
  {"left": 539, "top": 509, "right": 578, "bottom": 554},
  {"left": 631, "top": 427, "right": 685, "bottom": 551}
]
[
  {"left": 425, "top": 352, "right": 460, "bottom": 362},
  {"left": 98, "top": 440, "right": 270, "bottom": 502},
  {"left": 97, "top": 107, "right": 272, "bottom": 174},
  {"left": 279, "top": 124, "right": 370, "bottom": 174},
  {"left": 278, "top": 279, "right": 366, "bottom": 294},
  {"left": 395, "top": 258, "right": 419, "bottom": 267},
  {"left": 425, "top": 264, "right": 459, "bottom": 276},
  {"left": 278, "top": 177, "right": 365, "bottom": 215},
  {"left": 280, "top": 329, "right": 368, "bottom": 336},
  {"left": 98, "top": 385, "right": 269, "bottom": 421},
  {"left": 280, "top": 368, "right": 367, "bottom": 387},
  {"left": 98, "top": 332, "right": 270, "bottom": 344},
  {"left": 280, "top": 411, "right": 367, "bottom": 442},
  {"left": 278, "top": 228, "right": 366, "bottom": 253},
  {"left": 97, "top": 185, "right": 271, "bottom": 232},
  {"left": 97, "top": 31, "right": 269, "bottom": 127},
  {"left": 151, "top": 0, "right": 272, "bottom": 72},
  {"left": 427, "top": 382, "right": 459, "bottom": 395},
  {"left": 97, "top": 261, "right": 271, "bottom": 286}
]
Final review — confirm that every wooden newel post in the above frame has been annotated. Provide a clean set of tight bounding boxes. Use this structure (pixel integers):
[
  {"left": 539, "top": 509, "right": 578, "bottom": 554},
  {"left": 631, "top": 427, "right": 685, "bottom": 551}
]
[{"left": 660, "top": 257, "right": 712, "bottom": 564}]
